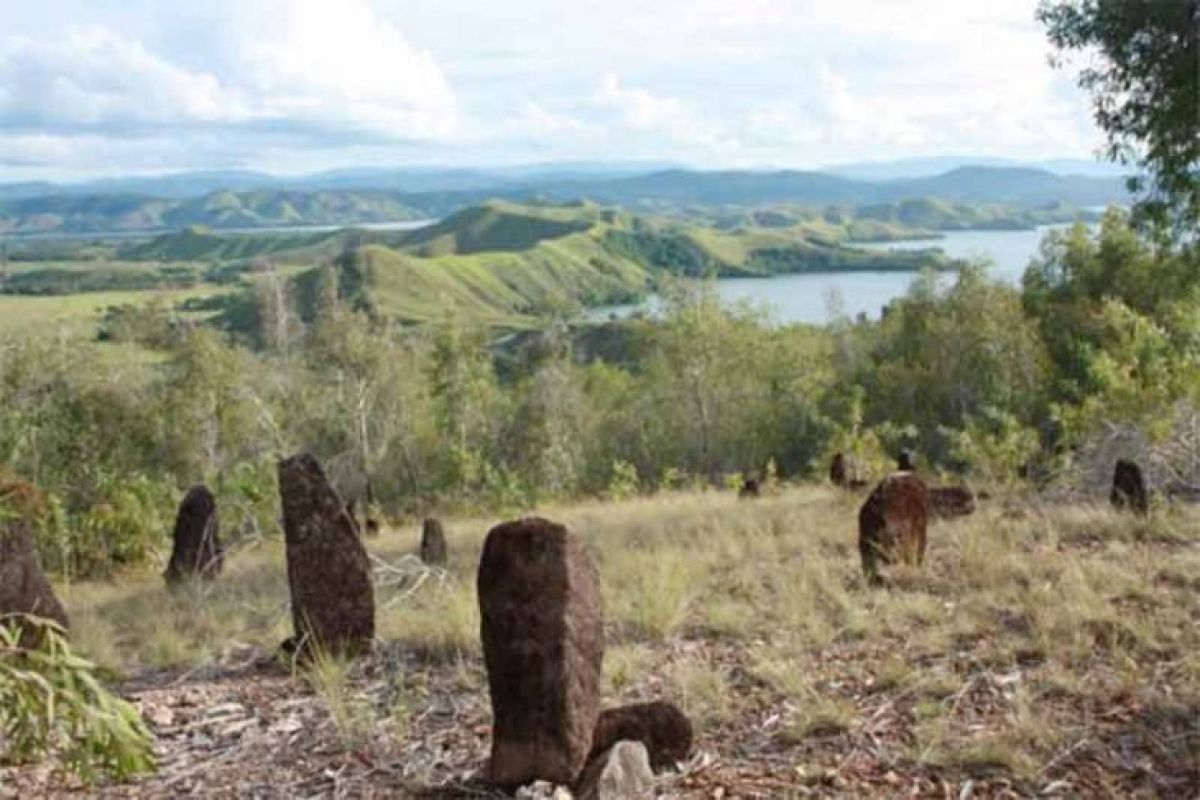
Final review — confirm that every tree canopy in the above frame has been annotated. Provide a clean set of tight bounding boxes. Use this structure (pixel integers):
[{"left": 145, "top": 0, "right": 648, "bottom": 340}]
[{"left": 1038, "top": 0, "right": 1200, "bottom": 232}]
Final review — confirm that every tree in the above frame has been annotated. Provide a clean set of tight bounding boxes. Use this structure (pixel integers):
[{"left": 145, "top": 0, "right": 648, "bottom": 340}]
[{"left": 1038, "top": 0, "right": 1200, "bottom": 231}]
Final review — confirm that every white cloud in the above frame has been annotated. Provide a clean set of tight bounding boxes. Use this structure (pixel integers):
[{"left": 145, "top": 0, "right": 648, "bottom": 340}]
[
  {"left": 234, "top": 0, "right": 457, "bottom": 138},
  {"left": 0, "top": 29, "right": 237, "bottom": 129},
  {"left": 0, "top": 0, "right": 458, "bottom": 141},
  {"left": 593, "top": 74, "right": 687, "bottom": 131},
  {"left": 0, "top": 0, "right": 1104, "bottom": 178}
]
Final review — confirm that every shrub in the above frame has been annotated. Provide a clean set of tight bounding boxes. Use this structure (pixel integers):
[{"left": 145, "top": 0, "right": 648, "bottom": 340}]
[{"left": 0, "top": 616, "right": 156, "bottom": 782}]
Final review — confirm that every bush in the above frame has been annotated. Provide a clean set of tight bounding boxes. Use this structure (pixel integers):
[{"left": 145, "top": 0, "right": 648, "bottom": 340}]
[{"left": 0, "top": 616, "right": 156, "bottom": 782}]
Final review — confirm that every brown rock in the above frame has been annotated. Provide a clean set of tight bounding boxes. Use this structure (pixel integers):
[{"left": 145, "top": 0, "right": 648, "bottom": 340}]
[
  {"left": 829, "top": 453, "right": 848, "bottom": 487},
  {"left": 420, "top": 517, "right": 447, "bottom": 567},
  {"left": 929, "top": 486, "right": 976, "bottom": 520},
  {"left": 590, "top": 701, "right": 693, "bottom": 771},
  {"left": 478, "top": 517, "right": 604, "bottom": 788},
  {"left": 859, "top": 472, "right": 930, "bottom": 584},
  {"left": 278, "top": 453, "right": 375, "bottom": 660},
  {"left": 0, "top": 509, "right": 69, "bottom": 646},
  {"left": 1111, "top": 459, "right": 1148, "bottom": 515},
  {"left": 163, "top": 485, "right": 223, "bottom": 585}
]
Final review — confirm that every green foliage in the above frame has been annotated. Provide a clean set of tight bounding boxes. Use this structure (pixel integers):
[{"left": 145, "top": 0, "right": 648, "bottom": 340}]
[
  {"left": 841, "top": 264, "right": 1049, "bottom": 465},
  {"left": 607, "top": 459, "right": 640, "bottom": 500},
  {"left": 1023, "top": 212, "right": 1200, "bottom": 446},
  {"left": 1039, "top": 0, "right": 1200, "bottom": 231},
  {"left": 0, "top": 617, "right": 156, "bottom": 782},
  {"left": 949, "top": 412, "right": 1042, "bottom": 487}
]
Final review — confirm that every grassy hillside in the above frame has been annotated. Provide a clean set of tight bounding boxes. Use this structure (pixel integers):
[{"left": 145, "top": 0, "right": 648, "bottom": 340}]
[
  {"left": 398, "top": 201, "right": 600, "bottom": 256},
  {"left": 269, "top": 201, "right": 951, "bottom": 327},
  {"left": 27, "top": 486, "right": 1199, "bottom": 796}
]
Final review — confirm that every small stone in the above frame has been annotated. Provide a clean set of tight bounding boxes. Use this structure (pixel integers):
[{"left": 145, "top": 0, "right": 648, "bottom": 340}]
[
  {"left": 163, "top": 485, "right": 223, "bottom": 585},
  {"left": 590, "top": 701, "right": 693, "bottom": 771},
  {"left": 575, "top": 741, "right": 653, "bottom": 800},
  {"left": 420, "top": 517, "right": 447, "bottom": 566}
]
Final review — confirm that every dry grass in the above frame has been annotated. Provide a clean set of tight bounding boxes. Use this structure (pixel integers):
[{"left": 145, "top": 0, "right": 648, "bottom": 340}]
[{"left": 52, "top": 486, "right": 1200, "bottom": 796}]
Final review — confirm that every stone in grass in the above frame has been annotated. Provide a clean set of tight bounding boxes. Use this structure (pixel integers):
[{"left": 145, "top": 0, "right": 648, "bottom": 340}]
[
  {"left": 829, "top": 452, "right": 848, "bottom": 487},
  {"left": 278, "top": 452, "right": 375, "bottom": 660},
  {"left": 420, "top": 517, "right": 447, "bottom": 567},
  {"left": 0, "top": 518, "right": 69, "bottom": 647},
  {"left": 163, "top": 485, "right": 223, "bottom": 585},
  {"left": 575, "top": 740, "right": 653, "bottom": 800},
  {"left": 1110, "top": 459, "right": 1149, "bottom": 516},
  {"left": 858, "top": 472, "right": 930, "bottom": 585},
  {"left": 590, "top": 701, "right": 693, "bottom": 771},
  {"left": 478, "top": 516, "right": 604, "bottom": 788}
]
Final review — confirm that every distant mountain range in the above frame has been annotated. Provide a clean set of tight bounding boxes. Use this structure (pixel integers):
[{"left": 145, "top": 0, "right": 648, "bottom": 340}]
[
  {"left": 0, "top": 164, "right": 1131, "bottom": 236},
  {"left": 823, "top": 156, "right": 1129, "bottom": 181}
]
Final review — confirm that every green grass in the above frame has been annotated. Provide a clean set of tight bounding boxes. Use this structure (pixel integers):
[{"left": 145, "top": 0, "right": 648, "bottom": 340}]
[{"left": 0, "top": 284, "right": 234, "bottom": 338}]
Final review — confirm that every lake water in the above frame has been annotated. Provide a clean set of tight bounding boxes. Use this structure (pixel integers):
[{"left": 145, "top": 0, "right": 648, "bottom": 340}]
[{"left": 593, "top": 224, "right": 1082, "bottom": 325}]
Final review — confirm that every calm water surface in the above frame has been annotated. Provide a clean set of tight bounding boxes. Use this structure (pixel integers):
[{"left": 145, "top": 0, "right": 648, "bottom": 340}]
[{"left": 595, "top": 224, "right": 1084, "bottom": 325}]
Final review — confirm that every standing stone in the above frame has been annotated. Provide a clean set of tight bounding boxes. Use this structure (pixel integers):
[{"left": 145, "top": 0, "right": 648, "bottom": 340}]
[
  {"left": 163, "top": 485, "right": 223, "bottom": 585},
  {"left": 1111, "top": 459, "right": 1149, "bottom": 515},
  {"left": 478, "top": 517, "right": 604, "bottom": 788},
  {"left": 858, "top": 472, "right": 930, "bottom": 585},
  {"left": 278, "top": 453, "right": 375, "bottom": 659},
  {"left": 420, "top": 517, "right": 448, "bottom": 567},
  {"left": 590, "top": 701, "right": 693, "bottom": 771},
  {"left": 829, "top": 453, "right": 848, "bottom": 487},
  {"left": 575, "top": 741, "right": 653, "bottom": 800},
  {"left": 0, "top": 477, "right": 69, "bottom": 646}
]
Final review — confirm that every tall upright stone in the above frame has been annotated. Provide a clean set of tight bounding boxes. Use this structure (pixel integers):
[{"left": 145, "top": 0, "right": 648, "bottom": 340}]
[
  {"left": 163, "top": 485, "right": 223, "bottom": 585},
  {"left": 829, "top": 452, "right": 848, "bottom": 487},
  {"left": 0, "top": 479, "right": 68, "bottom": 646},
  {"left": 278, "top": 453, "right": 375, "bottom": 659},
  {"left": 858, "top": 472, "right": 930, "bottom": 585},
  {"left": 420, "top": 517, "right": 447, "bottom": 567},
  {"left": 1111, "top": 459, "right": 1149, "bottom": 515},
  {"left": 478, "top": 517, "right": 604, "bottom": 788}
]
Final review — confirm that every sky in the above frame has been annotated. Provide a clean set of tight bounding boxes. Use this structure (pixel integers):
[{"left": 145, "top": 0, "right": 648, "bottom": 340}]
[{"left": 0, "top": 0, "right": 1107, "bottom": 180}]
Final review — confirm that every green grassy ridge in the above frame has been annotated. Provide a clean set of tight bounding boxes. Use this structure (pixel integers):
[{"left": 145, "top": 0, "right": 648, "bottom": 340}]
[
  {"left": 292, "top": 226, "right": 652, "bottom": 325},
  {"left": 396, "top": 200, "right": 605, "bottom": 256},
  {"left": 267, "top": 201, "right": 951, "bottom": 328}
]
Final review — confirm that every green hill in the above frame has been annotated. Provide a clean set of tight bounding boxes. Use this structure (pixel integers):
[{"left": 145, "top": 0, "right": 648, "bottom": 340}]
[
  {"left": 397, "top": 201, "right": 600, "bottom": 256},
  {"left": 262, "top": 201, "right": 950, "bottom": 328}
]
